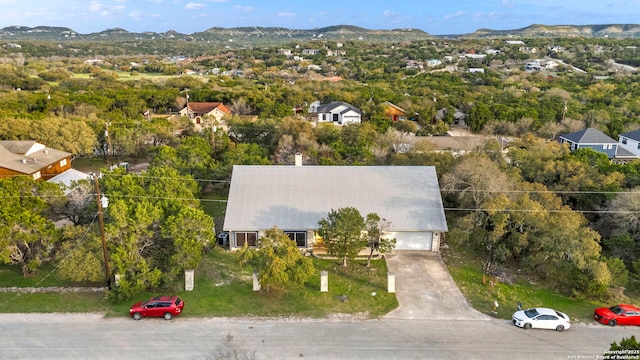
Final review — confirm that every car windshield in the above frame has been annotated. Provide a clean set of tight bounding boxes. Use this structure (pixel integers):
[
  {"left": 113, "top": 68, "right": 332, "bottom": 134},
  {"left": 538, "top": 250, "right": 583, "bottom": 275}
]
[
  {"left": 609, "top": 305, "right": 624, "bottom": 315},
  {"left": 175, "top": 297, "right": 181, "bottom": 305},
  {"left": 524, "top": 309, "right": 540, "bottom": 318}
]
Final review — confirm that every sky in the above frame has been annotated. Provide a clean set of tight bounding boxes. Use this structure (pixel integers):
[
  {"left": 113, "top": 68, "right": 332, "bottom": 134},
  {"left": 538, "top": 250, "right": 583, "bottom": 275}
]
[{"left": 0, "top": 0, "right": 637, "bottom": 36}]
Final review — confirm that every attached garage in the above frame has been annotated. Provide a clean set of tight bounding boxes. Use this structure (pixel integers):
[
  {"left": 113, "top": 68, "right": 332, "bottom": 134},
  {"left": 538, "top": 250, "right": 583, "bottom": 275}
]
[
  {"left": 389, "top": 231, "right": 440, "bottom": 251},
  {"left": 223, "top": 163, "right": 448, "bottom": 252}
]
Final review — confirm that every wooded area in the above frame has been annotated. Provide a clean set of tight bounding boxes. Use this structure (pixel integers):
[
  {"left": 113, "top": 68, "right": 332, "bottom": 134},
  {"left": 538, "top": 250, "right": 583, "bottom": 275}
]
[{"left": 2, "top": 35, "right": 640, "bottom": 301}]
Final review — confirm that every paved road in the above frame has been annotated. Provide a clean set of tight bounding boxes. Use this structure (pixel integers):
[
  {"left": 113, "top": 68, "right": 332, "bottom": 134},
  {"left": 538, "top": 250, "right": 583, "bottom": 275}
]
[
  {"left": 0, "top": 313, "right": 638, "bottom": 360},
  {"left": 2, "top": 252, "right": 637, "bottom": 359}
]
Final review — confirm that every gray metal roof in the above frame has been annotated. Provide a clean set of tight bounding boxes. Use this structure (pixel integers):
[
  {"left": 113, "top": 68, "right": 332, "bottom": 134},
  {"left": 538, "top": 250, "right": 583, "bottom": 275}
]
[
  {"left": 559, "top": 128, "right": 617, "bottom": 144},
  {"left": 223, "top": 165, "right": 448, "bottom": 232}
]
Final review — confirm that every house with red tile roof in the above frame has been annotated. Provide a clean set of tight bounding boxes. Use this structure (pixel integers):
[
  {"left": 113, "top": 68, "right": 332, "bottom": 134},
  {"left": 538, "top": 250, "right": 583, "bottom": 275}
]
[{"left": 179, "top": 101, "right": 232, "bottom": 131}]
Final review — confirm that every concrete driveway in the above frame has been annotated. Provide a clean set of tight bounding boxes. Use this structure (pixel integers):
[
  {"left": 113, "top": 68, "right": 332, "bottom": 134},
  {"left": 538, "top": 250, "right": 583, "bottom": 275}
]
[{"left": 384, "top": 250, "right": 488, "bottom": 320}]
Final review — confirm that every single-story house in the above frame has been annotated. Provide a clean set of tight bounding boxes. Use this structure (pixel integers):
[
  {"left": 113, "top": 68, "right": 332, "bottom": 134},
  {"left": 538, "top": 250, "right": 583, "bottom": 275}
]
[
  {"left": 0, "top": 140, "right": 72, "bottom": 181},
  {"left": 48, "top": 168, "right": 92, "bottom": 194},
  {"left": 179, "top": 101, "right": 231, "bottom": 131},
  {"left": 222, "top": 163, "right": 448, "bottom": 252},
  {"left": 383, "top": 101, "right": 407, "bottom": 122},
  {"left": 310, "top": 101, "right": 363, "bottom": 125}
]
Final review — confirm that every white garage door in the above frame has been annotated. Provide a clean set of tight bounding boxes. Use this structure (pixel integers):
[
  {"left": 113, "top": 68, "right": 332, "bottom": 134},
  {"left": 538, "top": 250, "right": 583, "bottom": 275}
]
[{"left": 388, "top": 231, "right": 433, "bottom": 251}]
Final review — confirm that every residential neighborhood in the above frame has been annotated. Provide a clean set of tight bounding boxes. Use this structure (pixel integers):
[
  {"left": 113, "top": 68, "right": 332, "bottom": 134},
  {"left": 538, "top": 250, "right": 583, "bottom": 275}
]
[{"left": 2, "top": 20, "right": 640, "bottom": 360}]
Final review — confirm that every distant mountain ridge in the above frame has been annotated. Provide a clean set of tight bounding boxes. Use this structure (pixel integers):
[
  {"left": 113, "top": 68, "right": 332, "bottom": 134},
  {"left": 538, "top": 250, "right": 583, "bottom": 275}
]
[{"left": 2, "top": 23, "right": 640, "bottom": 44}]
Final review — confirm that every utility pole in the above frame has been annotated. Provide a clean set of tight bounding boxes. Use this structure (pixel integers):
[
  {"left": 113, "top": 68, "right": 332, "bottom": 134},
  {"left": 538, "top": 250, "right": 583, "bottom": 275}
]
[
  {"left": 105, "top": 122, "right": 113, "bottom": 165},
  {"left": 94, "top": 174, "right": 111, "bottom": 288}
]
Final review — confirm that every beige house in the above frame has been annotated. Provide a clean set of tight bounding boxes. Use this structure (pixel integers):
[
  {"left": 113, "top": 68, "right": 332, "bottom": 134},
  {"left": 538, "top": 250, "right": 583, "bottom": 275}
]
[{"left": 179, "top": 102, "right": 232, "bottom": 131}]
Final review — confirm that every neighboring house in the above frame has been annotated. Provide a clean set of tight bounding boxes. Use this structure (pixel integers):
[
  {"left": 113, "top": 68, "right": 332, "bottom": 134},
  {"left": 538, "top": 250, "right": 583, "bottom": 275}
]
[
  {"left": 222, "top": 163, "right": 448, "bottom": 252},
  {"left": 426, "top": 59, "right": 442, "bottom": 67},
  {"left": 383, "top": 101, "right": 407, "bottom": 121},
  {"left": 616, "top": 129, "right": 640, "bottom": 162},
  {"left": 435, "top": 107, "right": 467, "bottom": 125},
  {"left": 558, "top": 128, "right": 620, "bottom": 159},
  {"left": 179, "top": 101, "right": 232, "bottom": 131},
  {"left": 0, "top": 140, "right": 72, "bottom": 181},
  {"left": 48, "top": 168, "right": 92, "bottom": 194},
  {"left": 310, "top": 101, "right": 363, "bottom": 125}
]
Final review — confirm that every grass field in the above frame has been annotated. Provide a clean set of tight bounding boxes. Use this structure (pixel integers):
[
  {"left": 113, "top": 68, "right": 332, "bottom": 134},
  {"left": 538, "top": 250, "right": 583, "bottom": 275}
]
[
  {"left": 441, "top": 244, "right": 640, "bottom": 324},
  {"left": 0, "top": 248, "right": 399, "bottom": 319}
]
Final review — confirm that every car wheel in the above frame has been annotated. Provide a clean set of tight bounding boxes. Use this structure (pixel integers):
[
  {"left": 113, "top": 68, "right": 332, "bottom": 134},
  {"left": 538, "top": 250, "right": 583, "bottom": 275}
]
[
  {"left": 608, "top": 319, "right": 617, "bottom": 326},
  {"left": 164, "top": 312, "right": 173, "bottom": 320},
  {"left": 556, "top": 325, "right": 565, "bottom": 332},
  {"left": 523, "top": 323, "right": 532, "bottom": 329},
  {"left": 132, "top": 312, "right": 142, "bottom": 320}
]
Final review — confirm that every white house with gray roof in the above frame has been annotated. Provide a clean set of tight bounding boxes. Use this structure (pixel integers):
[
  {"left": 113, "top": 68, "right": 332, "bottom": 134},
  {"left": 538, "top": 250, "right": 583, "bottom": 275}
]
[
  {"left": 222, "top": 164, "right": 448, "bottom": 251},
  {"left": 618, "top": 129, "right": 640, "bottom": 157},
  {"left": 310, "top": 101, "right": 363, "bottom": 125}
]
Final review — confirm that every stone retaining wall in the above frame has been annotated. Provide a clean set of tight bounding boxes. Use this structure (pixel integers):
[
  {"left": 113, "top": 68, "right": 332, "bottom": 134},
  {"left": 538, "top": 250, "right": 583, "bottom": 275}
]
[{"left": 0, "top": 287, "right": 105, "bottom": 293}]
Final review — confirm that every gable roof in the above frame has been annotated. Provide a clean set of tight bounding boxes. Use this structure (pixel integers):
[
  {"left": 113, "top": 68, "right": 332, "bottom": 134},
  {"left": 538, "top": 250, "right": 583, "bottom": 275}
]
[
  {"left": 315, "top": 101, "right": 363, "bottom": 115},
  {"left": 223, "top": 165, "right": 448, "bottom": 232},
  {"left": 559, "top": 128, "right": 617, "bottom": 144},
  {"left": 186, "top": 102, "right": 231, "bottom": 115},
  {"left": 48, "top": 169, "right": 92, "bottom": 194},
  {"left": 620, "top": 129, "right": 640, "bottom": 141},
  {"left": 0, "top": 141, "right": 71, "bottom": 174}
]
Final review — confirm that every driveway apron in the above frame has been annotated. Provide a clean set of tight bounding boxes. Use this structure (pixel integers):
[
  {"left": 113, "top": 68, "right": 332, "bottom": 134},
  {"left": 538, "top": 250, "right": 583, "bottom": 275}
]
[{"left": 384, "top": 251, "right": 488, "bottom": 320}]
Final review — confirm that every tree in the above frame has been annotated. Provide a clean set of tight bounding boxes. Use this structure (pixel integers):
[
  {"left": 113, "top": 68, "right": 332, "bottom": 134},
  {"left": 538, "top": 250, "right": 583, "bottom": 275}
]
[
  {"left": 317, "top": 207, "right": 367, "bottom": 267},
  {"left": 364, "top": 213, "right": 396, "bottom": 267},
  {"left": 162, "top": 206, "right": 215, "bottom": 275},
  {"left": 56, "top": 225, "right": 105, "bottom": 283},
  {"left": 238, "top": 227, "right": 314, "bottom": 292},
  {"left": 0, "top": 177, "right": 63, "bottom": 276},
  {"left": 609, "top": 335, "right": 640, "bottom": 353}
]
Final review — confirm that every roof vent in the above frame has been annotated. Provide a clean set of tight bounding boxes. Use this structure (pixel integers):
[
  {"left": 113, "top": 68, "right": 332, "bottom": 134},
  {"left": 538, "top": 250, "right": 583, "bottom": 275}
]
[{"left": 21, "top": 159, "right": 27, "bottom": 164}]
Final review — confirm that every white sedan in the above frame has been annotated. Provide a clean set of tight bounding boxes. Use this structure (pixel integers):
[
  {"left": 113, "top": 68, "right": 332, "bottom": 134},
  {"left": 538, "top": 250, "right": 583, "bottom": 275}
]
[{"left": 512, "top": 307, "right": 571, "bottom": 332}]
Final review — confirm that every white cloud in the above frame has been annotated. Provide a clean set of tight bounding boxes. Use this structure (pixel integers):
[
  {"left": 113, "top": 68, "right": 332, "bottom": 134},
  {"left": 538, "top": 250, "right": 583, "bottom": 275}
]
[
  {"left": 233, "top": 5, "right": 253, "bottom": 12},
  {"left": 89, "top": 1, "right": 125, "bottom": 16},
  {"left": 444, "top": 11, "right": 466, "bottom": 20},
  {"left": 277, "top": 12, "right": 296, "bottom": 18},
  {"left": 129, "top": 11, "right": 160, "bottom": 19},
  {"left": 185, "top": 2, "right": 206, "bottom": 10}
]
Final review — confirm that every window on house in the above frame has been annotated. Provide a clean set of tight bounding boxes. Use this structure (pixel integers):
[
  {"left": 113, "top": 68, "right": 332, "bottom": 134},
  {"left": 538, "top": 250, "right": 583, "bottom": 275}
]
[
  {"left": 60, "top": 158, "right": 67, "bottom": 167},
  {"left": 235, "top": 232, "right": 258, "bottom": 247},
  {"left": 333, "top": 113, "right": 339, "bottom": 122},
  {"left": 284, "top": 231, "right": 307, "bottom": 247},
  {"left": 622, "top": 139, "right": 628, "bottom": 144},
  {"left": 32, "top": 171, "right": 41, "bottom": 180}
]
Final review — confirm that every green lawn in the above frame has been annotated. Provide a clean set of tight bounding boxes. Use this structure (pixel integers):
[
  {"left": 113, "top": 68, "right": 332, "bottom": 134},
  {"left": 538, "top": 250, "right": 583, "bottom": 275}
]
[
  {"left": 2, "top": 236, "right": 635, "bottom": 322},
  {"left": 441, "top": 246, "right": 639, "bottom": 324},
  {"left": 0, "top": 248, "right": 398, "bottom": 319}
]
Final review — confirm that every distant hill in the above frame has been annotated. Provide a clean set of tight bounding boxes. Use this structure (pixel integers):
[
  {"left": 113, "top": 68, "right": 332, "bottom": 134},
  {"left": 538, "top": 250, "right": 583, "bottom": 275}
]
[{"left": 1, "top": 24, "right": 640, "bottom": 45}]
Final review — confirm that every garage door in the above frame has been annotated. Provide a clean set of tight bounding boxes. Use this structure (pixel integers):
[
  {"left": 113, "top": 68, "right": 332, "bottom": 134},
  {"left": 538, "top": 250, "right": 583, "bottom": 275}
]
[{"left": 388, "top": 231, "right": 433, "bottom": 251}]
